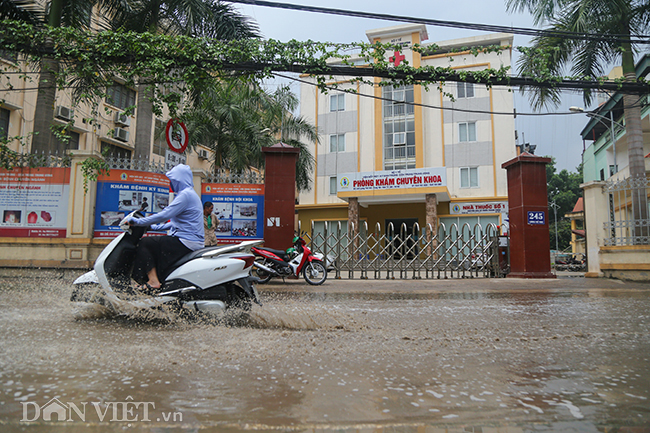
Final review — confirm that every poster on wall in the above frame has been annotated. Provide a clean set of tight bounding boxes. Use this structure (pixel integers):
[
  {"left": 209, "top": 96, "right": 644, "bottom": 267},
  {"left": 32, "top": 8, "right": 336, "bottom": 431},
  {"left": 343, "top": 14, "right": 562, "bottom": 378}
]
[
  {"left": 94, "top": 170, "right": 170, "bottom": 238},
  {"left": 201, "top": 183, "right": 264, "bottom": 244},
  {"left": 0, "top": 167, "right": 70, "bottom": 238}
]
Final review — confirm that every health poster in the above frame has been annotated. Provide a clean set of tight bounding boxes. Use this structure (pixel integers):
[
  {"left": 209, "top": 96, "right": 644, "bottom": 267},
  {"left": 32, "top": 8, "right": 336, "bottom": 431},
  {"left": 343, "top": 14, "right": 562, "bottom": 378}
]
[
  {"left": 201, "top": 183, "right": 264, "bottom": 244},
  {"left": 0, "top": 167, "right": 71, "bottom": 238},
  {"left": 94, "top": 170, "right": 170, "bottom": 238}
]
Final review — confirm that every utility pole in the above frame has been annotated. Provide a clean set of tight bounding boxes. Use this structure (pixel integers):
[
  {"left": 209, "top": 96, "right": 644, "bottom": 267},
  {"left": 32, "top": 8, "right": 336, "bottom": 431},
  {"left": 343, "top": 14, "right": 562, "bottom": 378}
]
[{"left": 549, "top": 201, "right": 559, "bottom": 252}]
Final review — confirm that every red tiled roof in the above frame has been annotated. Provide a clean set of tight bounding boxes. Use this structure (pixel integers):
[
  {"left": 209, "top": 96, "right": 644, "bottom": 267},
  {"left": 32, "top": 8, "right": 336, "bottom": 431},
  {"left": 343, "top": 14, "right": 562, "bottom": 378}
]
[
  {"left": 571, "top": 197, "right": 584, "bottom": 213},
  {"left": 572, "top": 229, "right": 585, "bottom": 238}
]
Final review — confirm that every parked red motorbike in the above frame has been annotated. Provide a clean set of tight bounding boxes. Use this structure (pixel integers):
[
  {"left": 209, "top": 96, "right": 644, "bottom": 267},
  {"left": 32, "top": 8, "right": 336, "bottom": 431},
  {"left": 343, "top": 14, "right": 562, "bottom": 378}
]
[{"left": 252, "top": 236, "right": 327, "bottom": 285}]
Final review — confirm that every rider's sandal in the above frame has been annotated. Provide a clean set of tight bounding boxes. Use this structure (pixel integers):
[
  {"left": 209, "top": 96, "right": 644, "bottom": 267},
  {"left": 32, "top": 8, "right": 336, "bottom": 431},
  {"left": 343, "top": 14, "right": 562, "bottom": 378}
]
[{"left": 140, "top": 283, "right": 160, "bottom": 295}]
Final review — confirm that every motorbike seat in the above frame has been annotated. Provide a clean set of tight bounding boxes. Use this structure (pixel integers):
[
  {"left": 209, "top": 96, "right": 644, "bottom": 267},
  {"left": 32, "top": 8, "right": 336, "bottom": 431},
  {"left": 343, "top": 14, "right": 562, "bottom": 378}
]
[{"left": 259, "top": 247, "right": 291, "bottom": 262}]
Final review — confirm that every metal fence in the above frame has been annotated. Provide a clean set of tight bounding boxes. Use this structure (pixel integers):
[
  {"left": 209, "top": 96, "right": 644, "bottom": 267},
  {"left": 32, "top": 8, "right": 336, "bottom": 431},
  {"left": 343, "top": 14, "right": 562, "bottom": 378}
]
[
  {"left": 1, "top": 151, "right": 72, "bottom": 168},
  {"left": 303, "top": 221, "right": 504, "bottom": 279},
  {"left": 604, "top": 176, "right": 650, "bottom": 246},
  {"left": 206, "top": 169, "right": 264, "bottom": 184},
  {"left": 104, "top": 156, "right": 167, "bottom": 173}
]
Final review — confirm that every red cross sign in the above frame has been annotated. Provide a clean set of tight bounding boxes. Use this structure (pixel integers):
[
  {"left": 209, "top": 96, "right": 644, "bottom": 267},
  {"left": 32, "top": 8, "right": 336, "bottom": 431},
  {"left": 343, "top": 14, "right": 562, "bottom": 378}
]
[{"left": 389, "top": 51, "right": 406, "bottom": 66}]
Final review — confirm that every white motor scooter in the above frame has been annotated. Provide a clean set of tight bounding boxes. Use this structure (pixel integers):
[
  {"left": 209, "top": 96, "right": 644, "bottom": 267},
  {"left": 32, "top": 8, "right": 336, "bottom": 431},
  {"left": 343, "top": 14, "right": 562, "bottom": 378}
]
[{"left": 71, "top": 211, "right": 263, "bottom": 317}]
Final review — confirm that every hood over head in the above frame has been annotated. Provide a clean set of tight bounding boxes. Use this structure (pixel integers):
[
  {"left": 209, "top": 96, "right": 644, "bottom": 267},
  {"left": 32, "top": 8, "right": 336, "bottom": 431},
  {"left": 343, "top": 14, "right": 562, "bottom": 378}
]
[{"left": 166, "top": 164, "right": 194, "bottom": 193}]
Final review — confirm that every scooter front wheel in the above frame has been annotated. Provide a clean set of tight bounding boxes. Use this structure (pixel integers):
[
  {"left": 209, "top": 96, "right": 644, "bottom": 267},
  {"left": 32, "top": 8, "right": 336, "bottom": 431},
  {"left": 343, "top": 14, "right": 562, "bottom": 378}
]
[{"left": 303, "top": 260, "right": 327, "bottom": 285}]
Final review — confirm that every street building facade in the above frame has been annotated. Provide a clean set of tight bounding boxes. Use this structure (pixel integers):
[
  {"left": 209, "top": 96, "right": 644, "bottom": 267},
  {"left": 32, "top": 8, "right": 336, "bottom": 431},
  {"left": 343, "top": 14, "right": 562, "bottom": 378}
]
[
  {"left": 297, "top": 25, "right": 516, "bottom": 241},
  {"left": 0, "top": 45, "right": 211, "bottom": 169},
  {"left": 579, "top": 54, "right": 650, "bottom": 183}
]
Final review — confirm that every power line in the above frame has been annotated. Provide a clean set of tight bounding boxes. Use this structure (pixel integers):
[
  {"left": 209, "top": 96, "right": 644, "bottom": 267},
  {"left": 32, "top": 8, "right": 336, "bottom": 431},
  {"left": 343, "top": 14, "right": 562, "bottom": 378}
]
[
  {"left": 226, "top": 0, "right": 650, "bottom": 45},
  {"left": 272, "top": 72, "right": 626, "bottom": 117},
  {"left": 223, "top": 61, "right": 650, "bottom": 94}
]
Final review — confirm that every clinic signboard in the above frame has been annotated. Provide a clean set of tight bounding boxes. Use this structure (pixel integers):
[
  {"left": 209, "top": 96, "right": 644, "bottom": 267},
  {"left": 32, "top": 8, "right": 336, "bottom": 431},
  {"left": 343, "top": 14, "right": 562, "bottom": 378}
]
[
  {"left": 94, "top": 170, "right": 170, "bottom": 238},
  {"left": 201, "top": 183, "right": 264, "bottom": 244},
  {"left": 337, "top": 167, "right": 446, "bottom": 193},
  {"left": 0, "top": 167, "right": 70, "bottom": 238}
]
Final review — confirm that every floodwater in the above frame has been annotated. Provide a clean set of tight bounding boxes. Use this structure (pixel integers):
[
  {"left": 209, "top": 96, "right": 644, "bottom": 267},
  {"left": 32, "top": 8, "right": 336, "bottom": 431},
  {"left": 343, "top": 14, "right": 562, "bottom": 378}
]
[{"left": 0, "top": 271, "right": 649, "bottom": 433}]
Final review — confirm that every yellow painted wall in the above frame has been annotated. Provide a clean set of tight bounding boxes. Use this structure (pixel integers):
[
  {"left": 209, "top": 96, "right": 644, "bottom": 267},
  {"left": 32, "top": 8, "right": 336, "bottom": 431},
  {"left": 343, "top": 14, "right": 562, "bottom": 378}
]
[{"left": 297, "top": 206, "right": 348, "bottom": 233}]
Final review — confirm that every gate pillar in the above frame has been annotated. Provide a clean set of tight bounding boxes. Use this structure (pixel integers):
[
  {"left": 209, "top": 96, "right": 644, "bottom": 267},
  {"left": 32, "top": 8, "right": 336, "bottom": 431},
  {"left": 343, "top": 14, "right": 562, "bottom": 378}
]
[
  {"left": 502, "top": 153, "right": 555, "bottom": 278},
  {"left": 262, "top": 143, "right": 300, "bottom": 250}
]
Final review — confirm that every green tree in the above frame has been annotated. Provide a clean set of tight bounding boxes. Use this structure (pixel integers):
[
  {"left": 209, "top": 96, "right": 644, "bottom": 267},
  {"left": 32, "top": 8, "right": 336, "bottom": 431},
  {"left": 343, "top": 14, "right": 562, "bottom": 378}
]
[
  {"left": 546, "top": 157, "right": 583, "bottom": 251},
  {"left": 507, "top": 0, "right": 649, "bottom": 243},
  {"left": 111, "top": 0, "right": 259, "bottom": 159}
]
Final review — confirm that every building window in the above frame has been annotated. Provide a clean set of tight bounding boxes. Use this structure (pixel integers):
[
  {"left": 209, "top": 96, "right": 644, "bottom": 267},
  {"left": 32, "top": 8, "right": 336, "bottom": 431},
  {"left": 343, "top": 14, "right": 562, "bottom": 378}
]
[
  {"left": 383, "top": 85, "right": 415, "bottom": 170},
  {"left": 101, "top": 142, "right": 132, "bottom": 159},
  {"left": 55, "top": 131, "right": 79, "bottom": 151},
  {"left": 459, "top": 122, "right": 476, "bottom": 142},
  {"left": 609, "top": 165, "right": 617, "bottom": 176},
  {"left": 329, "top": 176, "right": 337, "bottom": 195},
  {"left": 153, "top": 119, "right": 166, "bottom": 157},
  {"left": 600, "top": 168, "right": 605, "bottom": 181},
  {"left": 329, "top": 134, "right": 345, "bottom": 152},
  {"left": 330, "top": 94, "right": 345, "bottom": 112},
  {"left": 460, "top": 167, "right": 479, "bottom": 188},
  {"left": 0, "top": 108, "right": 9, "bottom": 141},
  {"left": 106, "top": 82, "right": 136, "bottom": 110},
  {"left": 457, "top": 82, "right": 474, "bottom": 98}
]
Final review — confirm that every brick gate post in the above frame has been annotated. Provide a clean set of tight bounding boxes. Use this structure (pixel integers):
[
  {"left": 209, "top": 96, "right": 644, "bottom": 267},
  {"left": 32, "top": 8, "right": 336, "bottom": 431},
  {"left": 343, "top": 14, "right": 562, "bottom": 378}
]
[
  {"left": 262, "top": 143, "right": 300, "bottom": 250},
  {"left": 502, "top": 153, "right": 555, "bottom": 278}
]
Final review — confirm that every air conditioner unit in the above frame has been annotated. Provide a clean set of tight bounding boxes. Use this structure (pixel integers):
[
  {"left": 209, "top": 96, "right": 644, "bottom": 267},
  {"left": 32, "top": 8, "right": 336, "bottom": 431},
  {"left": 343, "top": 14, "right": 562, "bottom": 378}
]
[
  {"left": 114, "top": 127, "right": 129, "bottom": 142},
  {"left": 393, "top": 132, "right": 406, "bottom": 145},
  {"left": 114, "top": 112, "right": 131, "bottom": 127},
  {"left": 55, "top": 106, "right": 74, "bottom": 121},
  {"left": 198, "top": 149, "right": 209, "bottom": 160}
]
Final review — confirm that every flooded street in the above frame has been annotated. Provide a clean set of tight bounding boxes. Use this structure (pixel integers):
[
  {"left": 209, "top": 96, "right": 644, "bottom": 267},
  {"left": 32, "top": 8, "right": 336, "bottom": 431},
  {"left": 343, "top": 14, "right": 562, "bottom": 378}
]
[{"left": 1, "top": 270, "right": 649, "bottom": 432}]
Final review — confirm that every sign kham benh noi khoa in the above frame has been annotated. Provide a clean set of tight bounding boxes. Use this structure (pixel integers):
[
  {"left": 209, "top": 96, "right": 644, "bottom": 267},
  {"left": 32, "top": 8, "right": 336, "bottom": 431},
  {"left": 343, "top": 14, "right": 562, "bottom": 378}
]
[{"left": 201, "top": 183, "right": 265, "bottom": 244}]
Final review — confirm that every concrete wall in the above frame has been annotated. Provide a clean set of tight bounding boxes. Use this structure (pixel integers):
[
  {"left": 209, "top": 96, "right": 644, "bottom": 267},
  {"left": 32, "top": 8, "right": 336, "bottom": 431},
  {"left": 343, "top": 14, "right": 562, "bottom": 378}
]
[{"left": 0, "top": 159, "right": 206, "bottom": 269}]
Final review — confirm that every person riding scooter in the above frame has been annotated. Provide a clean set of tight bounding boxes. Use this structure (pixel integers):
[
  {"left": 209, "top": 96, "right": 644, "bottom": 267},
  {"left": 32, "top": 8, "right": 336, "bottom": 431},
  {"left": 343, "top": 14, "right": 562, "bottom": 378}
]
[{"left": 128, "top": 164, "right": 204, "bottom": 290}]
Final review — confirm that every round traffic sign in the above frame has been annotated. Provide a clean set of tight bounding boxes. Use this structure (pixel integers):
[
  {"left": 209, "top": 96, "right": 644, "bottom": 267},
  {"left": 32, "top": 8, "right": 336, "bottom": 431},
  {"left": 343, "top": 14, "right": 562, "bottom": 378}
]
[{"left": 165, "top": 119, "right": 189, "bottom": 154}]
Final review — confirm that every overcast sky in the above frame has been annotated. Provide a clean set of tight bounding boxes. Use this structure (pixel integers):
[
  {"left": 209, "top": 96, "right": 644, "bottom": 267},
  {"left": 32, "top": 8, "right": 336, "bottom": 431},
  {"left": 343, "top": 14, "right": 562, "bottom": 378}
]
[{"left": 235, "top": 0, "right": 596, "bottom": 172}]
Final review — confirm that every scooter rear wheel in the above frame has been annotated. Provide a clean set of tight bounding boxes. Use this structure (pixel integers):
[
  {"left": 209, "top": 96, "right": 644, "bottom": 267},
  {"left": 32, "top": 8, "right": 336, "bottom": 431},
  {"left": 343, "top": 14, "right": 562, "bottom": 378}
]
[
  {"left": 303, "top": 261, "right": 327, "bottom": 285},
  {"left": 226, "top": 284, "right": 253, "bottom": 311}
]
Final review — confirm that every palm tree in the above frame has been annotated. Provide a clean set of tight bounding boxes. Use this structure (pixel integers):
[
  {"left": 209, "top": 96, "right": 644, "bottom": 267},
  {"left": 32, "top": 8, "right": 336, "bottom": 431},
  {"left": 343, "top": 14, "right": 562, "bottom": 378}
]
[
  {"left": 507, "top": 0, "right": 649, "bottom": 243},
  {"left": 186, "top": 79, "right": 267, "bottom": 171},
  {"left": 185, "top": 81, "right": 317, "bottom": 192},
  {"left": 261, "top": 85, "right": 317, "bottom": 192},
  {"left": 0, "top": 0, "right": 43, "bottom": 24},
  {"left": 111, "top": 0, "right": 259, "bottom": 159}
]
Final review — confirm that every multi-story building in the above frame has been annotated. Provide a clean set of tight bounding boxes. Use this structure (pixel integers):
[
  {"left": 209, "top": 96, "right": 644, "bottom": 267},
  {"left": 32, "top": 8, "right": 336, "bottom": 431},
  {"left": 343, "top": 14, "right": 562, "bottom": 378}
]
[
  {"left": 0, "top": 45, "right": 211, "bottom": 168},
  {"left": 579, "top": 54, "right": 650, "bottom": 183},
  {"left": 297, "top": 24, "right": 516, "bottom": 240}
]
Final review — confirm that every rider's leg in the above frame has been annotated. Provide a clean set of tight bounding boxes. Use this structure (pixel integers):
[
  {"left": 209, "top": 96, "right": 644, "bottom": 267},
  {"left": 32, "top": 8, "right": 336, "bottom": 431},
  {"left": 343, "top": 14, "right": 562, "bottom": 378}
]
[{"left": 147, "top": 267, "right": 161, "bottom": 289}]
